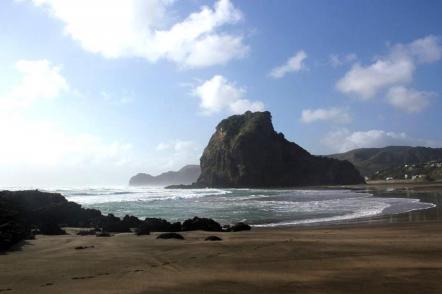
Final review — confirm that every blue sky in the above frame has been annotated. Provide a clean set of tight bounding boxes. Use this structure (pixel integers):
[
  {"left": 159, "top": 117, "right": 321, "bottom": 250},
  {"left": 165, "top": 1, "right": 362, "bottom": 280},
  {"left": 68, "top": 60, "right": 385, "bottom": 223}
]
[{"left": 1, "top": 0, "right": 442, "bottom": 186}]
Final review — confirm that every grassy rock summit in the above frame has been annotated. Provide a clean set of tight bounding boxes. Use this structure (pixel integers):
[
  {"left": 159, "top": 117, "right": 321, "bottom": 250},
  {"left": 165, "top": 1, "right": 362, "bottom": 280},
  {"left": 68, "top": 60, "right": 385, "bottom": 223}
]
[
  {"left": 196, "top": 111, "right": 364, "bottom": 187},
  {"left": 129, "top": 165, "right": 200, "bottom": 186},
  {"left": 329, "top": 146, "right": 442, "bottom": 177}
]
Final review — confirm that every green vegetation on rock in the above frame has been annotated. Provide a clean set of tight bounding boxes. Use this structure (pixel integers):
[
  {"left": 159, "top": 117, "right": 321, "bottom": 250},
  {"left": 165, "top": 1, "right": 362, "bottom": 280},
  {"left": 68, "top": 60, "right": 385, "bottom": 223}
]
[{"left": 196, "top": 111, "right": 365, "bottom": 188}]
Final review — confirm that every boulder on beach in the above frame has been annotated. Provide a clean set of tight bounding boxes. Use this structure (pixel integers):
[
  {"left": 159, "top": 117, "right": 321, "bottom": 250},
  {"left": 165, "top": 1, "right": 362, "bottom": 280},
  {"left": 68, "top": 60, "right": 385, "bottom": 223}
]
[
  {"left": 77, "top": 229, "right": 97, "bottom": 236},
  {"left": 231, "top": 222, "right": 252, "bottom": 232},
  {"left": 156, "top": 232, "right": 184, "bottom": 240},
  {"left": 38, "top": 223, "right": 66, "bottom": 235},
  {"left": 0, "top": 221, "right": 29, "bottom": 251},
  {"left": 205, "top": 235, "right": 223, "bottom": 241},
  {"left": 96, "top": 231, "right": 111, "bottom": 237},
  {"left": 182, "top": 217, "right": 222, "bottom": 232},
  {"left": 143, "top": 218, "right": 182, "bottom": 232},
  {"left": 135, "top": 223, "right": 151, "bottom": 236}
]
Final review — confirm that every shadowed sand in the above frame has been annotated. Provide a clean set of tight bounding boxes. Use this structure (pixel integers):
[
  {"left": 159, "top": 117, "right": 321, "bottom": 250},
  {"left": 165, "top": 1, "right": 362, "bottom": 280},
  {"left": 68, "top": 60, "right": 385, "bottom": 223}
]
[{"left": 2, "top": 222, "right": 442, "bottom": 294}]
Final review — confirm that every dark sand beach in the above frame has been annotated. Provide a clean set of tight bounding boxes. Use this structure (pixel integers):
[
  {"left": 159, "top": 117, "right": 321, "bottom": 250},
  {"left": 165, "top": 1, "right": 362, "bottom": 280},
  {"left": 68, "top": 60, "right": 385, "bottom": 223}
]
[{"left": 2, "top": 184, "right": 442, "bottom": 294}]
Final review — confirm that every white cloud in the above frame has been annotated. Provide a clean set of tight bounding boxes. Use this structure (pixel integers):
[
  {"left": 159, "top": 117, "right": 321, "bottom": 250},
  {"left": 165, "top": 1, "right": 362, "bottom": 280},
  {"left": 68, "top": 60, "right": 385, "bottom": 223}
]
[
  {"left": 0, "top": 59, "right": 68, "bottom": 110},
  {"left": 0, "top": 59, "right": 137, "bottom": 186},
  {"left": 193, "top": 75, "right": 264, "bottom": 115},
  {"left": 26, "top": 0, "right": 248, "bottom": 68},
  {"left": 322, "top": 128, "right": 441, "bottom": 153},
  {"left": 0, "top": 114, "right": 131, "bottom": 167},
  {"left": 300, "top": 107, "right": 351, "bottom": 124},
  {"left": 329, "top": 53, "right": 357, "bottom": 67},
  {"left": 336, "top": 57, "right": 415, "bottom": 100},
  {"left": 155, "top": 140, "right": 202, "bottom": 170},
  {"left": 336, "top": 35, "right": 441, "bottom": 100},
  {"left": 393, "top": 35, "right": 442, "bottom": 64},
  {"left": 269, "top": 50, "right": 307, "bottom": 79},
  {"left": 386, "top": 86, "right": 433, "bottom": 113}
]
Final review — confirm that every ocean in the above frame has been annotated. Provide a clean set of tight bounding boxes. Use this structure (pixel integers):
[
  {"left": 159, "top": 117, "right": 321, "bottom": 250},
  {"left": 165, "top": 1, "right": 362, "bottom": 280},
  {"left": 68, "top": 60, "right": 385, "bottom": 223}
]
[{"left": 8, "top": 186, "right": 433, "bottom": 227}]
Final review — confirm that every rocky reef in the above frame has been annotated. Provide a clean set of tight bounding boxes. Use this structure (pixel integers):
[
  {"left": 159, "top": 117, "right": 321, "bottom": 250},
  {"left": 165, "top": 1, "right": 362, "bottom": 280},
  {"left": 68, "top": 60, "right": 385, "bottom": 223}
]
[
  {"left": 196, "top": 111, "right": 364, "bottom": 188},
  {"left": 0, "top": 190, "right": 250, "bottom": 251}
]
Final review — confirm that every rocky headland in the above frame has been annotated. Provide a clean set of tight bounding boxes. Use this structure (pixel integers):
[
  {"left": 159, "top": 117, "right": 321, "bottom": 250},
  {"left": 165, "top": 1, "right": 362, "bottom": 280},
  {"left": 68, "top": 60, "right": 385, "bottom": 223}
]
[
  {"left": 180, "top": 111, "right": 364, "bottom": 188},
  {"left": 129, "top": 165, "right": 200, "bottom": 186}
]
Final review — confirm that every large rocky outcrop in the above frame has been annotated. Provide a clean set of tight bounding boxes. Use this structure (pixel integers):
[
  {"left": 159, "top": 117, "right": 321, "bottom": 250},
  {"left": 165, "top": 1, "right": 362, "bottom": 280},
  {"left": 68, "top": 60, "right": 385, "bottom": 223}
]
[
  {"left": 196, "top": 111, "right": 364, "bottom": 188},
  {"left": 129, "top": 165, "right": 200, "bottom": 186}
]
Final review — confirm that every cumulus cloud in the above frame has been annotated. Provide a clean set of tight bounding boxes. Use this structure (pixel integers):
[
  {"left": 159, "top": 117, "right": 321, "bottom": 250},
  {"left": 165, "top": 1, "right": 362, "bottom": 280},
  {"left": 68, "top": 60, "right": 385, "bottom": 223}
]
[
  {"left": 0, "top": 59, "right": 136, "bottom": 185},
  {"left": 0, "top": 59, "right": 68, "bottom": 110},
  {"left": 322, "top": 128, "right": 441, "bottom": 153},
  {"left": 336, "top": 56, "right": 415, "bottom": 99},
  {"left": 269, "top": 50, "right": 307, "bottom": 79},
  {"left": 386, "top": 86, "right": 433, "bottom": 113},
  {"left": 193, "top": 75, "right": 264, "bottom": 115},
  {"left": 26, "top": 0, "right": 248, "bottom": 68},
  {"left": 0, "top": 115, "right": 131, "bottom": 167},
  {"left": 393, "top": 35, "right": 442, "bottom": 64},
  {"left": 336, "top": 35, "right": 441, "bottom": 101},
  {"left": 300, "top": 107, "right": 351, "bottom": 124}
]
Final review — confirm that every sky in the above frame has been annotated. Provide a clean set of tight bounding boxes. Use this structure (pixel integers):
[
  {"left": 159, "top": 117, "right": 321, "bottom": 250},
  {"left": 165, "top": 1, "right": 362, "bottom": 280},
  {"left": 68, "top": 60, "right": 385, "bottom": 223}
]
[{"left": 1, "top": 0, "right": 442, "bottom": 186}]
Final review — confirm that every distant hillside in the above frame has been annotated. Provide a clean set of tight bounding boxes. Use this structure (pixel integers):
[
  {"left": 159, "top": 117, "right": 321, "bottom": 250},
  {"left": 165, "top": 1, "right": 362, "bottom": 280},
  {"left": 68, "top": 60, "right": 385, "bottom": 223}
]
[
  {"left": 129, "top": 165, "right": 201, "bottom": 186},
  {"left": 328, "top": 146, "right": 442, "bottom": 176},
  {"left": 370, "top": 160, "right": 442, "bottom": 181}
]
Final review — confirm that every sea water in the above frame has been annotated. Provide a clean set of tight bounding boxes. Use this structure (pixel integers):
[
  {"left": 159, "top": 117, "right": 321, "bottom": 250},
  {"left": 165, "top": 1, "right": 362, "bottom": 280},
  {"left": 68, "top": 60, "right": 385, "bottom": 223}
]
[{"left": 13, "top": 186, "right": 433, "bottom": 227}]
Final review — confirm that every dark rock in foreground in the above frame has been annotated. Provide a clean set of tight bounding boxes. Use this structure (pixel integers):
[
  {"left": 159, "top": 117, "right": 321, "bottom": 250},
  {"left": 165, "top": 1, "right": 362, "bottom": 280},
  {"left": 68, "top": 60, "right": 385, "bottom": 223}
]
[
  {"left": 96, "top": 231, "right": 111, "bottom": 237},
  {"left": 196, "top": 111, "right": 364, "bottom": 188},
  {"left": 0, "top": 221, "right": 29, "bottom": 251},
  {"left": 143, "top": 218, "right": 181, "bottom": 232},
  {"left": 156, "top": 232, "right": 184, "bottom": 240},
  {"left": 38, "top": 223, "right": 66, "bottom": 235},
  {"left": 74, "top": 245, "right": 94, "bottom": 250},
  {"left": 205, "top": 235, "right": 222, "bottom": 241},
  {"left": 135, "top": 223, "right": 151, "bottom": 236},
  {"left": 0, "top": 190, "right": 251, "bottom": 251},
  {"left": 77, "top": 229, "right": 97, "bottom": 236},
  {"left": 0, "top": 190, "right": 138, "bottom": 249},
  {"left": 182, "top": 217, "right": 222, "bottom": 232},
  {"left": 231, "top": 222, "right": 252, "bottom": 232}
]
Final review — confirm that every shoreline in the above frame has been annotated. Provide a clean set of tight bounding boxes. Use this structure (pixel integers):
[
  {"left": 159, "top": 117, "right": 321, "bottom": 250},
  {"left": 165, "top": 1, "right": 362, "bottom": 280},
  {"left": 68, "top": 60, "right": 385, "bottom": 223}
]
[{"left": 1, "top": 183, "right": 441, "bottom": 293}]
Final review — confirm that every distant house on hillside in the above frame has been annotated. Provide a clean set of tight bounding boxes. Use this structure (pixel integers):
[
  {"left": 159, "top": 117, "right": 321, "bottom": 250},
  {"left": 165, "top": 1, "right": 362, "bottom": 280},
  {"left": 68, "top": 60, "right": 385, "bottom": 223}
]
[{"left": 412, "top": 175, "right": 425, "bottom": 180}]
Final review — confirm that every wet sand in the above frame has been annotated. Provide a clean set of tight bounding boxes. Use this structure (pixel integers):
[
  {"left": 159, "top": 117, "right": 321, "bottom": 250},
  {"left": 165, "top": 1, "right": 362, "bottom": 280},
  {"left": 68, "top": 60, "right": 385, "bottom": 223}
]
[
  {"left": 2, "top": 183, "right": 442, "bottom": 293},
  {"left": 1, "top": 221, "right": 442, "bottom": 294}
]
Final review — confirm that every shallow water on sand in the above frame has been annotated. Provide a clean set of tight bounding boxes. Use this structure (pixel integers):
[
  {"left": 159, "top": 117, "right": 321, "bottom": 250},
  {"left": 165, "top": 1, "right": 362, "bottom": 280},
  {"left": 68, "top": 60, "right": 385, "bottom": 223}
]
[{"left": 16, "top": 186, "right": 433, "bottom": 227}]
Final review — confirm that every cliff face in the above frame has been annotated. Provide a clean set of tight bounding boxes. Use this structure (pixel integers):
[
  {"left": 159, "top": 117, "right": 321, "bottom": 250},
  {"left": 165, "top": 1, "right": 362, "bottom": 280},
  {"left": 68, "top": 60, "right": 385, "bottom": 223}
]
[
  {"left": 197, "top": 111, "right": 364, "bottom": 188},
  {"left": 129, "top": 165, "right": 201, "bottom": 186}
]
